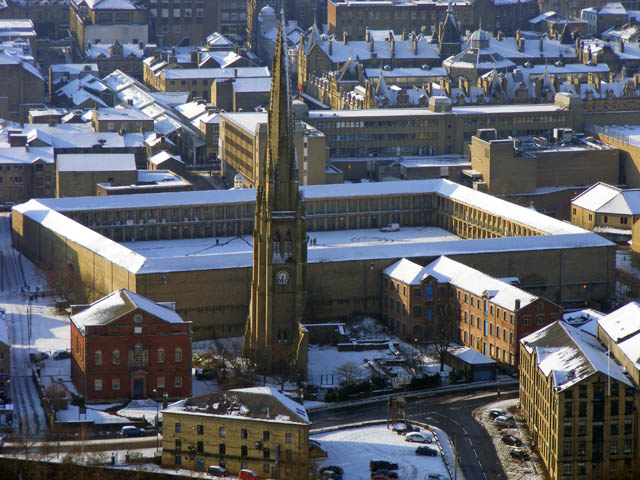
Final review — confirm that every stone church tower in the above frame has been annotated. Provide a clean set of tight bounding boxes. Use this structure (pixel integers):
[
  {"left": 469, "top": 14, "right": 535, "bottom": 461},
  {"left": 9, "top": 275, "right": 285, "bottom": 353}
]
[{"left": 243, "top": 17, "right": 308, "bottom": 377}]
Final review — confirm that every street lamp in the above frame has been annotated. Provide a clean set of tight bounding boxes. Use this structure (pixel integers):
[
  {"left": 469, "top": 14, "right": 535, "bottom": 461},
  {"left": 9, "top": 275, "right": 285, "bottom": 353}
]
[{"left": 153, "top": 389, "right": 159, "bottom": 452}]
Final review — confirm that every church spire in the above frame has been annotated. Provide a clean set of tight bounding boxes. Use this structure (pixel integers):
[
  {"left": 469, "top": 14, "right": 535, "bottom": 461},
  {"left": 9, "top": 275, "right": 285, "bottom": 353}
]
[{"left": 265, "top": 14, "right": 299, "bottom": 213}]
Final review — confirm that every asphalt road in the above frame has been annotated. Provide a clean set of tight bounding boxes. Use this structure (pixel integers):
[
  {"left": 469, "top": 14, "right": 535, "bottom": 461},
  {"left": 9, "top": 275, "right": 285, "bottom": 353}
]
[{"left": 309, "top": 387, "right": 516, "bottom": 480}]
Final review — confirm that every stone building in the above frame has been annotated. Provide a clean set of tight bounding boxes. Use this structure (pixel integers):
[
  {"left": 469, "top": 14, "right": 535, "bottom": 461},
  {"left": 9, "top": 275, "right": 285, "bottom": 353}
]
[
  {"left": 56, "top": 153, "right": 137, "bottom": 197},
  {"left": 0, "top": 318, "right": 9, "bottom": 394},
  {"left": 0, "top": 42, "right": 44, "bottom": 122},
  {"left": 70, "top": 288, "right": 192, "bottom": 403},
  {"left": 0, "top": 0, "right": 69, "bottom": 39},
  {"left": 519, "top": 320, "right": 638, "bottom": 479},
  {"left": 383, "top": 256, "right": 562, "bottom": 366},
  {"left": 91, "top": 107, "right": 154, "bottom": 133},
  {"left": 139, "top": 0, "right": 219, "bottom": 47},
  {"left": 11, "top": 177, "right": 615, "bottom": 341},
  {"left": 0, "top": 140, "right": 55, "bottom": 203},
  {"left": 161, "top": 387, "right": 311, "bottom": 477}
]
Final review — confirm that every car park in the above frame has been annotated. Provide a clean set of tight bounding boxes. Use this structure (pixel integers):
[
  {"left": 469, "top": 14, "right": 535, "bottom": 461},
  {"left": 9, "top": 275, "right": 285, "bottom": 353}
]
[
  {"left": 380, "top": 223, "right": 400, "bottom": 232},
  {"left": 207, "top": 465, "right": 226, "bottom": 476},
  {"left": 320, "top": 471, "right": 341, "bottom": 480},
  {"left": 494, "top": 415, "right": 516, "bottom": 427},
  {"left": 415, "top": 446, "right": 439, "bottom": 456},
  {"left": 372, "top": 470, "right": 398, "bottom": 479},
  {"left": 510, "top": 447, "right": 530, "bottom": 461},
  {"left": 501, "top": 434, "right": 522, "bottom": 446},
  {"left": 392, "top": 423, "right": 419, "bottom": 435},
  {"left": 405, "top": 432, "right": 434, "bottom": 443}
]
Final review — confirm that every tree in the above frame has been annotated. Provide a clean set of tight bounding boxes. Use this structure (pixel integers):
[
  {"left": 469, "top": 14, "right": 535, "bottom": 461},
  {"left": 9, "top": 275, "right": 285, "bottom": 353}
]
[
  {"left": 429, "top": 296, "right": 461, "bottom": 371},
  {"left": 335, "top": 362, "right": 361, "bottom": 386}
]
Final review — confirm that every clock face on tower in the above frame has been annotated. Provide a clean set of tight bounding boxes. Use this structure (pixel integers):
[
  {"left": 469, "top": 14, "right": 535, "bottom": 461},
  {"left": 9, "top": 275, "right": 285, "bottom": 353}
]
[{"left": 275, "top": 269, "right": 290, "bottom": 286}]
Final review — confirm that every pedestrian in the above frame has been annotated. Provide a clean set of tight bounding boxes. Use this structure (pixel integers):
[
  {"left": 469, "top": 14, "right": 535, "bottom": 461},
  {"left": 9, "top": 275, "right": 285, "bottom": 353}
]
[{"left": 497, "top": 388, "right": 501, "bottom": 400}]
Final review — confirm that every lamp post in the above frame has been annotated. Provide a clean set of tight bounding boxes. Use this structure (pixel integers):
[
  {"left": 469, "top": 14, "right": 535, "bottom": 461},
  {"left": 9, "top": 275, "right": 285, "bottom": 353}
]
[{"left": 153, "top": 389, "right": 159, "bottom": 452}]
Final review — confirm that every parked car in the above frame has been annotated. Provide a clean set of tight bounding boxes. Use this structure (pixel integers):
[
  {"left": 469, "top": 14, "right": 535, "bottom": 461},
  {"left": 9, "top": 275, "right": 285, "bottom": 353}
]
[
  {"left": 510, "top": 448, "right": 530, "bottom": 461},
  {"left": 425, "top": 474, "right": 448, "bottom": 480},
  {"left": 415, "top": 446, "right": 439, "bottom": 457},
  {"left": 320, "top": 472, "right": 341, "bottom": 480},
  {"left": 372, "top": 470, "right": 399, "bottom": 479},
  {"left": 120, "top": 425, "right": 145, "bottom": 437},
  {"left": 207, "top": 465, "right": 227, "bottom": 476},
  {"left": 320, "top": 466, "right": 344, "bottom": 476},
  {"left": 392, "top": 423, "right": 419, "bottom": 435},
  {"left": 371, "top": 476, "right": 390, "bottom": 480},
  {"left": 370, "top": 460, "right": 398, "bottom": 471},
  {"left": 494, "top": 415, "right": 516, "bottom": 427},
  {"left": 380, "top": 223, "right": 400, "bottom": 232},
  {"left": 489, "top": 408, "right": 507, "bottom": 419},
  {"left": 238, "top": 470, "right": 259, "bottom": 480},
  {"left": 29, "top": 352, "right": 49, "bottom": 363},
  {"left": 501, "top": 434, "right": 522, "bottom": 446},
  {"left": 406, "top": 432, "right": 434, "bottom": 443},
  {"left": 0, "top": 435, "right": 5, "bottom": 449},
  {"left": 53, "top": 349, "right": 71, "bottom": 360}
]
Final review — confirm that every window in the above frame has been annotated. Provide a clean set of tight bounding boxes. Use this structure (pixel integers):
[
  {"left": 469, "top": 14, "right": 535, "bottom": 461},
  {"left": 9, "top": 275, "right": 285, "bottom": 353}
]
[
  {"left": 175, "top": 422, "right": 182, "bottom": 433},
  {"left": 158, "top": 348, "right": 165, "bottom": 363},
  {"left": 578, "top": 420, "right": 586, "bottom": 436},
  {"left": 95, "top": 350, "right": 102, "bottom": 365},
  {"left": 263, "top": 431, "right": 270, "bottom": 441},
  {"left": 578, "top": 402, "right": 587, "bottom": 417},
  {"left": 219, "top": 427, "right": 226, "bottom": 438},
  {"left": 219, "top": 444, "right": 226, "bottom": 455},
  {"left": 175, "top": 455, "right": 181, "bottom": 465},
  {"left": 624, "top": 439, "right": 632, "bottom": 454},
  {"left": 611, "top": 419, "right": 618, "bottom": 435},
  {"left": 157, "top": 376, "right": 165, "bottom": 388},
  {"left": 610, "top": 440, "right": 618, "bottom": 454},
  {"left": 611, "top": 400, "right": 619, "bottom": 416},
  {"left": 611, "top": 383, "right": 619, "bottom": 397},
  {"left": 522, "top": 316, "right": 530, "bottom": 326},
  {"left": 263, "top": 447, "right": 270, "bottom": 459},
  {"left": 95, "top": 379, "right": 102, "bottom": 391},
  {"left": 133, "top": 313, "right": 142, "bottom": 324},
  {"left": 197, "top": 424, "right": 204, "bottom": 435},
  {"left": 577, "top": 441, "right": 586, "bottom": 456},
  {"left": 564, "top": 403, "right": 573, "bottom": 418},
  {"left": 625, "top": 401, "right": 633, "bottom": 415},
  {"left": 241, "top": 445, "right": 248, "bottom": 457},
  {"left": 241, "top": 429, "right": 247, "bottom": 439},
  {"left": 175, "top": 439, "right": 181, "bottom": 451},
  {"left": 536, "top": 315, "right": 544, "bottom": 325},
  {"left": 285, "top": 432, "right": 292, "bottom": 444},
  {"left": 563, "top": 440, "right": 572, "bottom": 456},
  {"left": 263, "top": 464, "right": 270, "bottom": 474},
  {"left": 112, "top": 349, "right": 120, "bottom": 364},
  {"left": 577, "top": 462, "right": 586, "bottom": 475},
  {"left": 562, "top": 463, "right": 571, "bottom": 476},
  {"left": 579, "top": 385, "right": 587, "bottom": 398},
  {"left": 197, "top": 440, "right": 203, "bottom": 454},
  {"left": 112, "top": 378, "right": 120, "bottom": 390},
  {"left": 624, "top": 418, "right": 632, "bottom": 434},
  {"left": 175, "top": 348, "right": 183, "bottom": 362}
]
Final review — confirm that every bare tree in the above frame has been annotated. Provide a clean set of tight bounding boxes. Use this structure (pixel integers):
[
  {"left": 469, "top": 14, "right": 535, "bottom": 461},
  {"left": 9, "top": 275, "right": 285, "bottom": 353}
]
[
  {"left": 335, "top": 362, "right": 361, "bottom": 386},
  {"left": 429, "top": 296, "right": 461, "bottom": 371}
]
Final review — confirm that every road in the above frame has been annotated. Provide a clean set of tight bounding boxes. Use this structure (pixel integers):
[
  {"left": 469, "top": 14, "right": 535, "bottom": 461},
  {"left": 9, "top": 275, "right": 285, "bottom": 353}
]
[
  {"left": 309, "top": 388, "right": 516, "bottom": 480},
  {"left": 0, "top": 213, "right": 48, "bottom": 435}
]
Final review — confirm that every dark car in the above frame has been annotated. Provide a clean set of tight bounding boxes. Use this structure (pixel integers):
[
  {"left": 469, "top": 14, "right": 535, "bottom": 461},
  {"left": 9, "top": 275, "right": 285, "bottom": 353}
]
[
  {"left": 489, "top": 408, "right": 507, "bottom": 419},
  {"left": 502, "top": 434, "right": 522, "bottom": 446},
  {"left": 120, "top": 426, "right": 145, "bottom": 437},
  {"left": 320, "top": 471, "right": 341, "bottom": 480},
  {"left": 29, "top": 352, "right": 49, "bottom": 363},
  {"left": 372, "top": 470, "right": 399, "bottom": 479},
  {"left": 207, "top": 465, "right": 226, "bottom": 476},
  {"left": 53, "top": 350, "right": 71, "bottom": 360},
  {"left": 320, "top": 466, "right": 344, "bottom": 476},
  {"left": 392, "top": 423, "right": 419, "bottom": 435},
  {"left": 415, "top": 446, "right": 439, "bottom": 457},
  {"left": 370, "top": 460, "right": 398, "bottom": 472},
  {"left": 510, "top": 448, "right": 530, "bottom": 461}
]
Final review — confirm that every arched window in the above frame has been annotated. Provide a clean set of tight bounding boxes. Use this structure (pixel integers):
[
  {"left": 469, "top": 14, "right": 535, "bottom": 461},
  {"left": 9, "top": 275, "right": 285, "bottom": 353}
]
[
  {"left": 175, "top": 347, "right": 183, "bottom": 363},
  {"left": 94, "top": 350, "right": 102, "bottom": 366},
  {"left": 284, "top": 231, "right": 292, "bottom": 260},
  {"left": 112, "top": 349, "right": 120, "bottom": 365},
  {"left": 158, "top": 347, "right": 165, "bottom": 363}
]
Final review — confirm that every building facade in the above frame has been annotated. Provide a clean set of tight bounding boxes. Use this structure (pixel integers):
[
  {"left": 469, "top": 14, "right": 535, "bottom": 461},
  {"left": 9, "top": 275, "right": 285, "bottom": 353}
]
[
  {"left": 383, "top": 256, "right": 563, "bottom": 366},
  {"left": 161, "top": 387, "right": 311, "bottom": 477},
  {"left": 70, "top": 289, "right": 192, "bottom": 403}
]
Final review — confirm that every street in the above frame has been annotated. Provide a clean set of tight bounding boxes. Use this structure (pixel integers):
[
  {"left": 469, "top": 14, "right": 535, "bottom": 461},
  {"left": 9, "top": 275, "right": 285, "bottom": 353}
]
[{"left": 309, "top": 388, "right": 515, "bottom": 480}]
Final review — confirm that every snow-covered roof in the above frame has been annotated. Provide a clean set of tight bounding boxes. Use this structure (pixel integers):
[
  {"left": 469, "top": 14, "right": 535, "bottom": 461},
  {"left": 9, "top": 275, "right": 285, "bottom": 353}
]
[
  {"left": 233, "top": 77, "right": 271, "bottom": 93},
  {"left": 70, "top": 288, "right": 185, "bottom": 334},
  {"left": 95, "top": 107, "right": 152, "bottom": 122},
  {"left": 599, "top": 2, "right": 627, "bottom": 15},
  {"left": 57, "top": 153, "right": 136, "bottom": 172},
  {"left": 572, "top": 182, "right": 640, "bottom": 215},
  {"left": 83, "top": 0, "right": 137, "bottom": 10},
  {"left": 521, "top": 321, "right": 634, "bottom": 392},
  {"left": 0, "top": 319, "right": 8, "bottom": 346},
  {"left": 148, "top": 150, "right": 183, "bottom": 166},
  {"left": 598, "top": 302, "right": 640, "bottom": 343},
  {"left": 386, "top": 256, "right": 541, "bottom": 311},
  {"left": 167, "top": 386, "right": 310, "bottom": 425},
  {"left": 447, "top": 345, "right": 496, "bottom": 365},
  {"left": 162, "top": 66, "right": 270, "bottom": 80},
  {"left": 0, "top": 146, "right": 53, "bottom": 164},
  {"left": 50, "top": 63, "right": 99, "bottom": 75}
]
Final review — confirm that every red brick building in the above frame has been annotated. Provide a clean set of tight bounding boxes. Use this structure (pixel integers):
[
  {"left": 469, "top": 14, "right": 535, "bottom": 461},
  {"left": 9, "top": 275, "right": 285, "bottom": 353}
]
[
  {"left": 382, "top": 256, "right": 563, "bottom": 367},
  {"left": 70, "top": 289, "right": 192, "bottom": 403}
]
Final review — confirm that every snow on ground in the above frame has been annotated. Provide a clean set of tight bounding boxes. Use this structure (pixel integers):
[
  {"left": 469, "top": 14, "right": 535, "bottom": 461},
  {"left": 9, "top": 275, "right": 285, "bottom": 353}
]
[
  {"left": 117, "top": 399, "right": 163, "bottom": 424},
  {"left": 313, "top": 424, "right": 450, "bottom": 480},
  {"left": 308, "top": 345, "right": 395, "bottom": 386}
]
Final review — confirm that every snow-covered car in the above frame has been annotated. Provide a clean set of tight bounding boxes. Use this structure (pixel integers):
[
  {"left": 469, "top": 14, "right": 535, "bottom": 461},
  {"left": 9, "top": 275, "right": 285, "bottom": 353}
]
[
  {"left": 425, "top": 474, "right": 448, "bottom": 480},
  {"left": 120, "top": 425, "right": 145, "bottom": 437},
  {"left": 405, "top": 432, "right": 434, "bottom": 443},
  {"left": 489, "top": 408, "right": 507, "bottom": 419},
  {"left": 392, "top": 423, "right": 419, "bottom": 435}
]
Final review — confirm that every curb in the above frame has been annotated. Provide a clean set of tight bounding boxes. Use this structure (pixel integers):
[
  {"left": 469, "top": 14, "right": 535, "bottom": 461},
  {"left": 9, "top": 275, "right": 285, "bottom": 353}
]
[{"left": 307, "top": 378, "right": 518, "bottom": 412}]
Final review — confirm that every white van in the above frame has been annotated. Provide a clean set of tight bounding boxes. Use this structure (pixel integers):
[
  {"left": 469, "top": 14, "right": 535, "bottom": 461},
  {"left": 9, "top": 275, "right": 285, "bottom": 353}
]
[{"left": 380, "top": 223, "right": 400, "bottom": 232}]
